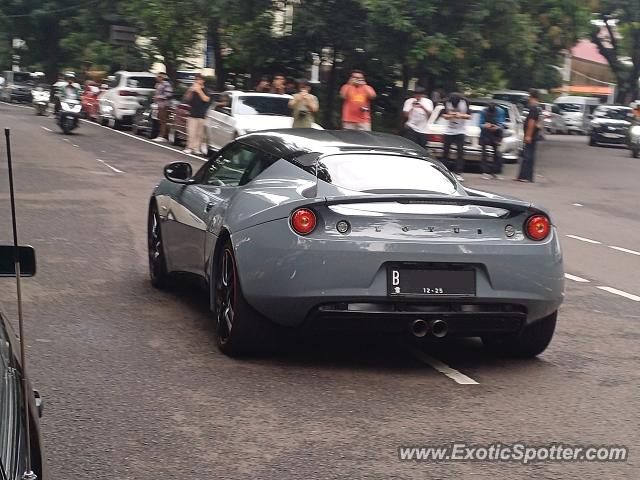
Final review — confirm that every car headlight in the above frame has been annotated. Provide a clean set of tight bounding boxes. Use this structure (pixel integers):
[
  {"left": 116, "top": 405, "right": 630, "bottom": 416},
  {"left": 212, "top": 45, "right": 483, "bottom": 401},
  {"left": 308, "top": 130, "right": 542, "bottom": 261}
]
[{"left": 631, "top": 125, "right": 640, "bottom": 135}]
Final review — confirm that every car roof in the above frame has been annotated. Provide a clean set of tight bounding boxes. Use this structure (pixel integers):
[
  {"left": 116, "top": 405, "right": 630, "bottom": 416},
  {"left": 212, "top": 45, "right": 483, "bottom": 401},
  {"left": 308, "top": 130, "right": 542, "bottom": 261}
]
[
  {"left": 225, "top": 90, "right": 293, "bottom": 99},
  {"left": 492, "top": 90, "right": 529, "bottom": 95},
  {"left": 238, "top": 129, "right": 428, "bottom": 165},
  {"left": 116, "top": 71, "right": 155, "bottom": 77},
  {"left": 466, "top": 98, "right": 515, "bottom": 108},
  {"left": 595, "top": 104, "right": 630, "bottom": 109}
]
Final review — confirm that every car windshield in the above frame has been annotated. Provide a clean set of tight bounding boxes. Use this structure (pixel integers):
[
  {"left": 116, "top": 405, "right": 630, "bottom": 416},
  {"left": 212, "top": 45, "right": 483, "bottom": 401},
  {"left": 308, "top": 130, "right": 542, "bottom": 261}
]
[
  {"left": 235, "top": 96, "right": 291, "bottom": 116},
  {"left": 126, "top": 76, "right": 156, "bottom": 89},
  {"left": 556, "top": 103, "right": 582, "bottom": 113},
  {"left": 13, "top": 72, "right": 30, "bottom": 84},
  {"left": 493, "top": 93, "right": 528, "bottom": 107},
  {"left": 594, "top": 107, "right": 631, "bottom": 120},
  {"left": 314, "top": 153, "right": 457, "bottom": 194}
]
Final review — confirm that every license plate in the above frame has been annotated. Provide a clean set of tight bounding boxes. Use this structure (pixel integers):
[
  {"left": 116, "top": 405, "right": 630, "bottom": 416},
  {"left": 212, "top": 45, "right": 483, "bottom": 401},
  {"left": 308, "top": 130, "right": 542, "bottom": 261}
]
[
  {"left": 602, "top": 133, "right": 622, "bottom": 138},
  {"left": 387, "top": 267, "right": 476, "bottom": 296}
]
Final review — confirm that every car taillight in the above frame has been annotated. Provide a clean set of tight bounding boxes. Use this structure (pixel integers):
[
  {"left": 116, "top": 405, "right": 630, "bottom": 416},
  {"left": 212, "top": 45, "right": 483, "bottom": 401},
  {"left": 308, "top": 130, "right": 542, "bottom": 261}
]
[
  {"left": 119, "top": 90, "right": 137, "bottom": 96},
  {"left": 525, "top": 214, "right": 551, "bottom": 241},
  {"left": 290, "top": 208, "right": 316, "bottom": 235},
  {"left": 427, "top": 134, "right": 443, "bottom": 143}
]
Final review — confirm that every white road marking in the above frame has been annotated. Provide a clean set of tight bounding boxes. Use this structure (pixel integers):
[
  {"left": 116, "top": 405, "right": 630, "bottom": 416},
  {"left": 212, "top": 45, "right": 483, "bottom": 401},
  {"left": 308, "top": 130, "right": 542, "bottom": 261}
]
[
  {"left": 572, "top": 203, "right": 583, "bottom": 207},
  {"left": 565, "top": 234, "right": 601, "bottom": 244},
  {"left": 565, "top": 273, "right": 590, "bottom": 283},
  {"left": 608, "top": 245, "right": 640, "bottom": 256},
  {"left": 96, "top": 158, "right": 124, "bottom": 174},
  {"left": 597, "top": 286, "right": 640, "bottom": 302},
  {"left": 406, "top": 345, "right": 479, "bottom": 385},
  {"left": 72, "top": 144, "right": 79, "bottom": 148},
  {"left": 80, "top": 119, "right": 207, "bottom": 162},
  {"left": 40, "top": 126, "right": 52, "bottom": 132}
]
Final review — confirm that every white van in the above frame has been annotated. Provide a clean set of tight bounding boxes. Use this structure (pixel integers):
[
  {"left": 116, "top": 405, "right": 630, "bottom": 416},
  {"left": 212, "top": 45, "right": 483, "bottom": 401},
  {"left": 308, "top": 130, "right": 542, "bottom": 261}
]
[{"left": 553, "top": 96, "right": 602, "bottom": 134}]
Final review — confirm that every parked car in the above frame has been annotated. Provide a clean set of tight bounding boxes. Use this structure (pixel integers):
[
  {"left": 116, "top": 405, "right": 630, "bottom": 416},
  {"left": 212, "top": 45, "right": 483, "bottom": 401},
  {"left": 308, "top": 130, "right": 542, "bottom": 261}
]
[
  {"left": 554, "top": 96, "right": 601, "bottom": 135},
  {"left": 588, "top": 105, "right": 633, "bottom": 147},
  {"left": 0, "top": 246, "right": 46, "bottom": 480},
  {"left": 97, "top": 71, "right": 156, "bottom": 128},
  {"left": 148, "top": 130, "right": 563, "bottom": 358},
  {"left": 1, "top": 71, "right": 33, "bottom": 103},
  {"left": 540, "top": 103, "right": 568, "bottom": 134},
  {"left": 492, "top": 90, "right": 529, "bottom": 113},
  {"left": 205, "top": 91, "right": 322, "bottom": 152},
  {"left": 80, "top": 83, "right": 102, "bottom": 121},
  {"left": 628, "top": 122, "right": 640, "bottom": 158},
  {"left": 425, "top": 99, "right": 524, "bottom": 165}
]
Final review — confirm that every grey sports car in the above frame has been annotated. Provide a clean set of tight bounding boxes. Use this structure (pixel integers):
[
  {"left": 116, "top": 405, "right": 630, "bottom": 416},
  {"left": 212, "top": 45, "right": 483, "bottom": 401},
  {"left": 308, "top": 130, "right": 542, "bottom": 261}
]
[{"left": 148, "top": 130, "right": 563, "bottom": 357}]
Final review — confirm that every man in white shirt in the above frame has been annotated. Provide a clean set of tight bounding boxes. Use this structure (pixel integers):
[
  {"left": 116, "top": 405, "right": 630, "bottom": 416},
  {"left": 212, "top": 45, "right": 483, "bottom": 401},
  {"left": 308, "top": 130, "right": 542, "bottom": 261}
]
[
  {"left": 402, "top": 86, "right": 433, "bottom": 148},
  {"left": 441, "top": 93, "right": 470, "bottom": 181}
]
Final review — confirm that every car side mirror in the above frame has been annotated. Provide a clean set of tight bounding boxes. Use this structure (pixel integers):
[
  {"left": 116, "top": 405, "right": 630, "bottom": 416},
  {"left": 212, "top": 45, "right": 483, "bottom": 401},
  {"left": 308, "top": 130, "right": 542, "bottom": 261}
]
[
  {"left": 164, "top": 161, "right": 194, "bottom": 184},
  {"left": 0, "top": 245, "right": 37, "bottom": 277}
]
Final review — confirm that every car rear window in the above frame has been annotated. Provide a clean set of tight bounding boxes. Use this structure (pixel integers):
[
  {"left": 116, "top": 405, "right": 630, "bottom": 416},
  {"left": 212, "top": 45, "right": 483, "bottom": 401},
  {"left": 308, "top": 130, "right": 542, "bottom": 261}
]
[
  {"left": 314, "top": 153, "right": 457, "bottom": 194},
  {"left": 12, "top": 72, "right": 31, "bottom": 83},
  {"left": 126, "top": 76, "right": 156, "bottom": 89}
]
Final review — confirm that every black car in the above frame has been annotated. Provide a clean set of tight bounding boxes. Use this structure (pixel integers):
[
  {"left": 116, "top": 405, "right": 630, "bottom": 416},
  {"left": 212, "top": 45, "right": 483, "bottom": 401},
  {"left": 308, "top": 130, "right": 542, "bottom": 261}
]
[
  {"left": 588, "top": 105, "right": 633, "bottom": 147},
  {"left": 131, "top": 95, "right": 159, "bottom": 139},
  {"left": 0, "top": 246, "right": 46, "bottom": 480}
]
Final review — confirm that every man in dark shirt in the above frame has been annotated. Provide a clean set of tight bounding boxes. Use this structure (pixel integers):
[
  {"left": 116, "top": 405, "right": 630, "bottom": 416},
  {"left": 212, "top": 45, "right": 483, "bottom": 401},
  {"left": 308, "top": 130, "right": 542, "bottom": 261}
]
[
  {"left": 183, "top": 73, "right": 211, "bottom": 155},
  {"left": 517, "top": 89, "right": 541, "bottom": 182}
]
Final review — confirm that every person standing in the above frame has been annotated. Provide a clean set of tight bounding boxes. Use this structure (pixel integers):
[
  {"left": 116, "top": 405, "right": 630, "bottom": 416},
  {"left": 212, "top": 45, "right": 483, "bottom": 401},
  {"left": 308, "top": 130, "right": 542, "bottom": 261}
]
[
  {"left": 255, "top": 76, "right": 271, "bottom": 93},
  {"left": 516, "top": 89, "right": 541, "bottom": 182},
  {"left": 153, "top": 72, "right": 173, "bottom": 143},
  {"left": 270, "top": 74, "right": 286, "bottom": 94},
  {"left": 182, "top": 73, "right": 211, "bottom": 155},
  {"left": 340, "top": 70, "right": 376, "bottom": 131},
  {"left": 289, "top": 79, "right": 319, "bottom": 128},
  {"left": 479, "top": 102, "right": 505, "bottom": 179},
  {"left": 402, "top": 85, "right": 433, "bottom": 148},
  {"left": 441, "top": 92, "right": 470, "bottom": 182}
]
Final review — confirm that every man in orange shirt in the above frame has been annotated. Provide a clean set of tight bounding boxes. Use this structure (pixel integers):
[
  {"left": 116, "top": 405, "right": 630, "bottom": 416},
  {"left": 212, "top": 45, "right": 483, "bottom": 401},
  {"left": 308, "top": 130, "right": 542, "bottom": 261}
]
[{"left": 340, "top": 70, "right": 376, "bottom": 131}]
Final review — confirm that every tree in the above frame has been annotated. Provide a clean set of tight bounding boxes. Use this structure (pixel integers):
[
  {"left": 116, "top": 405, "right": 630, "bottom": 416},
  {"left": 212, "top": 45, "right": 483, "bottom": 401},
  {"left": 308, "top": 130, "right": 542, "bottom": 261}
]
[
  {"left": 591, "top": 0, "right": 640, "bottom": 102},
  {"left": 124, "top": 0, "right": 203, "bottom": 82}
]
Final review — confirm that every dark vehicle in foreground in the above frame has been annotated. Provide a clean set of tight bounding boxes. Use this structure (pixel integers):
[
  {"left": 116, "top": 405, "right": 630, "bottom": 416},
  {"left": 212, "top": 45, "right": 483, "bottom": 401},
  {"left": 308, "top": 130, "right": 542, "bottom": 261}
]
[
  {"left": 588, "top": 105, "right": 633, "bottom": 147},
  {"left": 0, "top": 246, "right": 45, "bottom": 480},
  {"left": 148, "top": 130, "right": 563, "bottom": 358}
]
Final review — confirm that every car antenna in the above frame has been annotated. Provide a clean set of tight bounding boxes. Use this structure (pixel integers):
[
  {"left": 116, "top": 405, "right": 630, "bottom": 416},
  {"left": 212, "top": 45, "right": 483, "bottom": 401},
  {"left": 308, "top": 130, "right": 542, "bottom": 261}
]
[{"left": 4, "top": 128, "right": 38, "bottom": 480}]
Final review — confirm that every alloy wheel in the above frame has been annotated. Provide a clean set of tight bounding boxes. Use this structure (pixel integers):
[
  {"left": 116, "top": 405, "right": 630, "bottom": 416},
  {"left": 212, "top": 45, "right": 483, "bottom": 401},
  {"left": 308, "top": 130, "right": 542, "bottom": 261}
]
[{"left": 215, "top": 248, "right": 236, "bottom": 343}]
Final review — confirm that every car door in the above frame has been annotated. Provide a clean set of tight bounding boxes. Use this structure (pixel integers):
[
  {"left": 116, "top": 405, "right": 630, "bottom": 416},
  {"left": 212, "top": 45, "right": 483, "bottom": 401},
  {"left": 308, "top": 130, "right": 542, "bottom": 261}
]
[
  {"left": 206, "top": 96, "right": 234, "bottom": 151},
  {"left": 166, "top": 142, "right": 266, "bottom": 276}
]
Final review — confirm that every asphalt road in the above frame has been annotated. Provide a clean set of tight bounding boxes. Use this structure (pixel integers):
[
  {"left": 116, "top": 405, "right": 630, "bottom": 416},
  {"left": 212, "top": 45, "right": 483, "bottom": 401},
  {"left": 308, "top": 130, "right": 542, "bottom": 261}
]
[{"left": 0, "top": 103, "right": 638, "bottom": 480}]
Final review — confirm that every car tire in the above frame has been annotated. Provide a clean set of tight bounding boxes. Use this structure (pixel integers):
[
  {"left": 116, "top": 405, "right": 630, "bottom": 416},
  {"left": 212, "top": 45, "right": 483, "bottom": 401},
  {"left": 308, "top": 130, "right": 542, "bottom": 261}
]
[
  {"left": 632, "top": 147, "right": 640, "bottom": 158},
  {"left": 131, "top": 122, "right": 139, "bottom": 135},
  {"left": 212, "top": 240, "right": 279, "bottom": 357},
  {"left": 148, "top": 205, "right": 171, "bottom": 289},
  {"left": 589, "top": 135, "right": 596, "bottom": 146},
  {"left": 482, "top": 311, "right": 557, "bottom": 358}
]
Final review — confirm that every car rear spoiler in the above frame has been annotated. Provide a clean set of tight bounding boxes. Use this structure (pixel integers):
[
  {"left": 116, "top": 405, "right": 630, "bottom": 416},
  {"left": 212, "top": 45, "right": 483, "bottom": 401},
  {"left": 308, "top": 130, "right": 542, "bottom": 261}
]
[{"left": 320, "top": 194, "right": 543, "bottom": 217}]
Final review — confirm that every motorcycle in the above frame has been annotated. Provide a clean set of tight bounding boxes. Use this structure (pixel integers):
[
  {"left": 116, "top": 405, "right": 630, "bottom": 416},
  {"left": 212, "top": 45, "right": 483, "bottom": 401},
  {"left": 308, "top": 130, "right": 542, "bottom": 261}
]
[
  {"left": 32, "top": 87, "right": 50, "bottom": 116},
  {"left": 57, "top": 97, "right": 81, "bottom": 134}
]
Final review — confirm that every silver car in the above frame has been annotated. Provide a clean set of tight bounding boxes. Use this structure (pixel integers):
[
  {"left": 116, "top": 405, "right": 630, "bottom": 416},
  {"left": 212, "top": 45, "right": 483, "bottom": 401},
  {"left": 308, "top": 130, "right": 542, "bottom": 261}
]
[
  {"left": 148, "top": 130, "right": 563, "bottom": 357},
  {"left": 425, "top": 100, "right": 524, "bottom": 164}
]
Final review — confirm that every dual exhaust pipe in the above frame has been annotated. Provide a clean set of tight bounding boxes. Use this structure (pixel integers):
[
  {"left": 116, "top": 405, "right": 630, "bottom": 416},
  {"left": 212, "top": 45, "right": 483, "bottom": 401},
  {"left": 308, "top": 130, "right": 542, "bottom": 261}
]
[{"left": 410, "top": 318, "right": 448, "bottom": 338}]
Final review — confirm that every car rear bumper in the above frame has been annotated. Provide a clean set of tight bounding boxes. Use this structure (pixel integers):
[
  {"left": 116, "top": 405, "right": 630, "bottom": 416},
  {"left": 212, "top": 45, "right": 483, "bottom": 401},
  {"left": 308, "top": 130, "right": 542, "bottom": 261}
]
[{"left": 232, "top": 220, "right": 564, "bottom": 331}]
